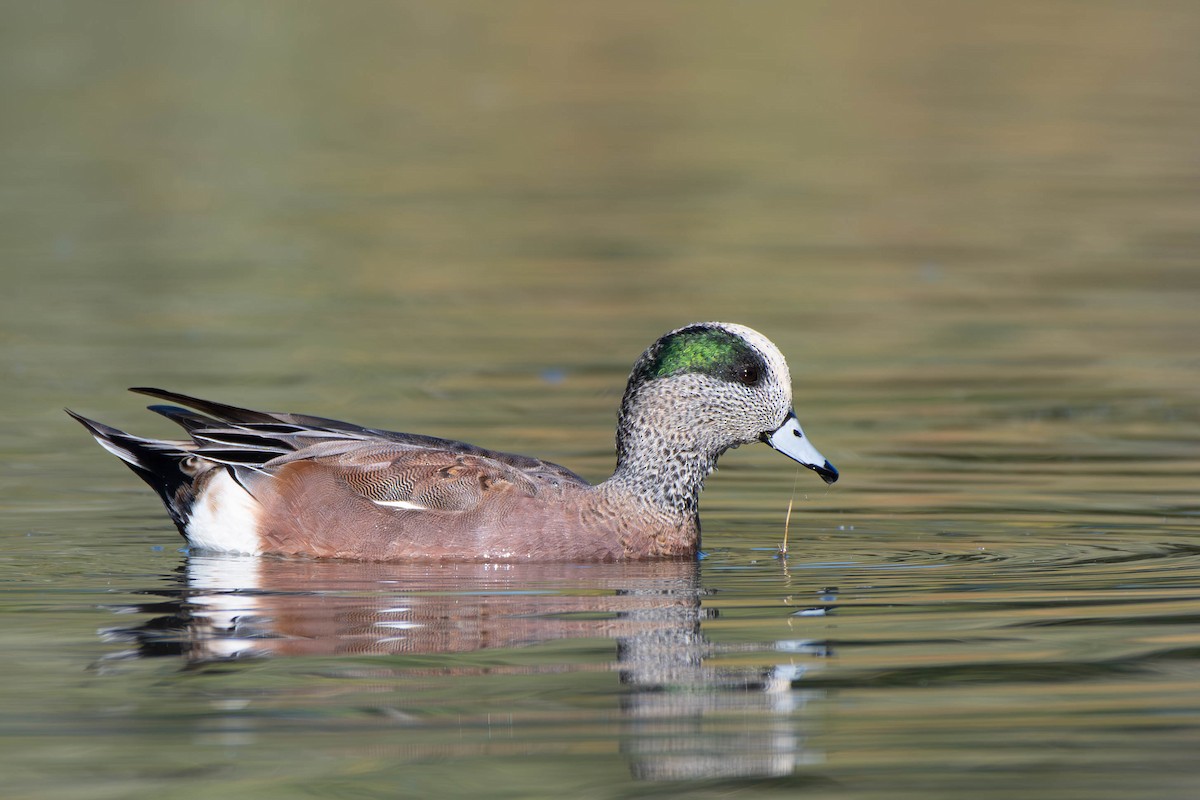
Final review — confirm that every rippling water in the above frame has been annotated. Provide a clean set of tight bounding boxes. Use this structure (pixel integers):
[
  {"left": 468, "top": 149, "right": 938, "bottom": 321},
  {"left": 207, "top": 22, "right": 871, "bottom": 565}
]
[{"left": 3, "top": 3, "right": 1200, "bottom": 798}]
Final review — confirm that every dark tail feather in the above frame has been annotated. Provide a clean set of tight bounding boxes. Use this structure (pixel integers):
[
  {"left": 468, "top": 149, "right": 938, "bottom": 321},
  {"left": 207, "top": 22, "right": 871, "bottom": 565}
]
[
  {"left": 66, "top": 409, "right": 193, "bottom": 534},
  {"left": 130, "top": 387, "right": 281, "bottom": 425},
  {"left": 144, "top": 404, "right": 225, "bottom": 433},
  {"left": 131, "top": 386, "right": 376, "bottom": 434}
]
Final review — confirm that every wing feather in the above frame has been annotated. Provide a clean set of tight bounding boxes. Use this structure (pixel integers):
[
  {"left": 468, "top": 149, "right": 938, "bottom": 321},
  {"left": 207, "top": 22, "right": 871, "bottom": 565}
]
[{"left": 122, "top": 389, "right": 592, "bottom": 514}]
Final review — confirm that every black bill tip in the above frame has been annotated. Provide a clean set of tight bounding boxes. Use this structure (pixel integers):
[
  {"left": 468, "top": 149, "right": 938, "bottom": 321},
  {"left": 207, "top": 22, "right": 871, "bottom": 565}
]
[{"left": 811, "top": 460, "right": 838, "bottom": 485}]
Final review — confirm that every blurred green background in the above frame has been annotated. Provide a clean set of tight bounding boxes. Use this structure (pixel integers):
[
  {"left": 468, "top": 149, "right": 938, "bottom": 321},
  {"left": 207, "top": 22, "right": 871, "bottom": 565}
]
[{"left": 5, "top": 1, "right": 1196, "bottom": 441}]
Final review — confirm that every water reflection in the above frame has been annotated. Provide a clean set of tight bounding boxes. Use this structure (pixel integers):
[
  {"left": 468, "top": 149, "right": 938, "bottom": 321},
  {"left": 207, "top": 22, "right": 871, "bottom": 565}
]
[{"left": 101, "top": 554, "right": 829, "bottom": 780}]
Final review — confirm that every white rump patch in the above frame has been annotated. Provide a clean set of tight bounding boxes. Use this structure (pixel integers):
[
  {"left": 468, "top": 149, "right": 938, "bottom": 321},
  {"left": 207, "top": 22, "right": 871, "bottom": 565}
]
[
  {"left": 184, "top": 469, "right": 264, "bottom": 556},
  {"left": 370, "top": 499, "right": 428, "bottom": 511}
]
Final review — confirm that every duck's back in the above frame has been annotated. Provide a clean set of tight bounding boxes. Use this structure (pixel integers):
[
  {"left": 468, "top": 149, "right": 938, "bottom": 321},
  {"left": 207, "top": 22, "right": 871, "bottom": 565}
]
[{"left": 73, "top": 388, "right": 678, "bottom": 562}]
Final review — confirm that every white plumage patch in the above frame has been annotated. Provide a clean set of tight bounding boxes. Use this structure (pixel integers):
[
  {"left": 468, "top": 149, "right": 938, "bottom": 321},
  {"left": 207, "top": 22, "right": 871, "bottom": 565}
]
[
  {"left": 184, "top": 469, "right": 264, "bottom": 556},
  {"left": 370, "top": 499, "right": 428, "bottom": 511}
]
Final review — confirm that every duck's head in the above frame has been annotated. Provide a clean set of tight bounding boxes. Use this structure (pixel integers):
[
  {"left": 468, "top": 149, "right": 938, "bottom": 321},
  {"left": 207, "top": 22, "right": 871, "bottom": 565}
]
[{"left": 616, "top": 322, "right": 838, "bottom": 486}]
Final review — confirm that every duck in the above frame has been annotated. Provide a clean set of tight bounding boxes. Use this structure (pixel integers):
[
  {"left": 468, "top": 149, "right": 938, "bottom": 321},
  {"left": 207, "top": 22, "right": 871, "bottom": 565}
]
[{"left": 69, "top": 322, "right": 837, "bottom": 562}]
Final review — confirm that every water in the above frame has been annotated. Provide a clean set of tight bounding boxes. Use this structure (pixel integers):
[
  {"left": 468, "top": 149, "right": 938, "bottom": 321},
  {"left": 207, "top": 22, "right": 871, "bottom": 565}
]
[{"left": 3, "top": 2, "right": 1200, "bottom": 798}]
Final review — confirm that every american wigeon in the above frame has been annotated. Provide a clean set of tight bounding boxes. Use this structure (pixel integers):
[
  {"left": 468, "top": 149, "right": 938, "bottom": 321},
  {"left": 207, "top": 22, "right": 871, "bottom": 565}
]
[{"left": 69, "top": 322, "right": 837, "bottom": 561}]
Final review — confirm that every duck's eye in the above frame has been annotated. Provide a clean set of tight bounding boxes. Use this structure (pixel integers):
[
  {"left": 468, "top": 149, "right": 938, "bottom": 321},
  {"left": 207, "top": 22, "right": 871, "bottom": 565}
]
[{"left": 735, "top": 362, "right": 761, "bottom": 386}]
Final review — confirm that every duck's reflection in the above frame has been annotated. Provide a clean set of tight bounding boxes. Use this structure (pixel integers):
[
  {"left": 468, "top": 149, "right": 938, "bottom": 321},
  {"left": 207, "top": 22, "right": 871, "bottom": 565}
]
[{"left": 102, "top": 554, "right": 829, "bottom": 780}]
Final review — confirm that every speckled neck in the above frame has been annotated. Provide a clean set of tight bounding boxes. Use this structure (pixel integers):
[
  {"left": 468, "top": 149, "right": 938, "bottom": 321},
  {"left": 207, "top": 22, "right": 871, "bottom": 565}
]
[
  {"left": 598, "top": 376, "right": 729, "bottom": 526},
  {"left": 601, "top": 437, "right": 718, "bottom": 526}
]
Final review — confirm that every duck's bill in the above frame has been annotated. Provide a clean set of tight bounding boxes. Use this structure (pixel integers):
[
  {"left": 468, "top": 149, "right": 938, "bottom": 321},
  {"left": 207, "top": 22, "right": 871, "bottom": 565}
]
[{"left": 763, "top": 411, "right": 839, "bottom": 484}]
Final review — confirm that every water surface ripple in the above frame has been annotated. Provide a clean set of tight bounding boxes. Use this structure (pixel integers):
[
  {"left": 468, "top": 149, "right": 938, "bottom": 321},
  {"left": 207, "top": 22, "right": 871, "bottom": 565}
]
[{"left": 3, "top": 2, "right": 1200, "bottom": 798}]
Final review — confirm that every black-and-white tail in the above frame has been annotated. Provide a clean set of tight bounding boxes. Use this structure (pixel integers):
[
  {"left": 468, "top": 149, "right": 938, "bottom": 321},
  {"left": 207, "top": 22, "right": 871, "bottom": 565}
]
[{"left": 67, "top": 409, "right": 201, "bottom": 534}]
